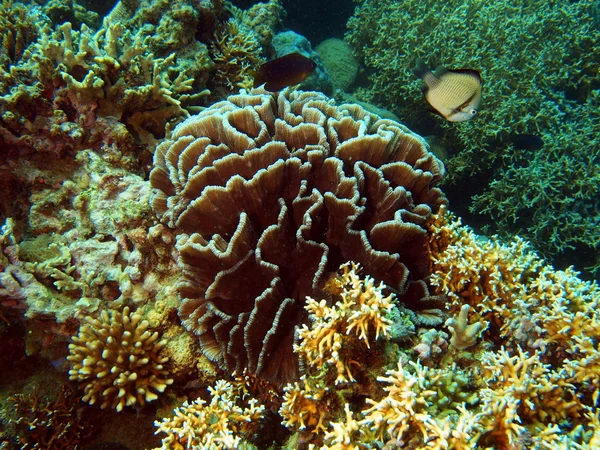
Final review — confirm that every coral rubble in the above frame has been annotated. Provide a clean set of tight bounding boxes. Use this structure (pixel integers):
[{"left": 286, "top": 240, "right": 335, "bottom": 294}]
[{"left": 149, "top": 87, "right": 446, "bottom": 384}]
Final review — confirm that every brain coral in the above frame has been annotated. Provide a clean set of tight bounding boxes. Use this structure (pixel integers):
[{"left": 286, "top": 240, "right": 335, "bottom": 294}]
[{"left": 150, "top": 88, "right": 446, "bottom": 384}]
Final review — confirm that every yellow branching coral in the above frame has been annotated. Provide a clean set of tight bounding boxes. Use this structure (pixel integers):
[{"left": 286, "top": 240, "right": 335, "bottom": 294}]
[
  {"left": 321, "top": 404, "right": 363, "bottom": 450},
  {"left": 428, "top": 207, "right": 600, "bottom": 350},
  {"left": 479, "top": 346, "right": 582, "bottom": 445},
  {"left": 427, "top": 206, "right": 540, "bottom": 325},
  {"left": 359, "top": 360, "right": 437, "bottom": 442},
  {"left": 67, "top": 306, "right": 173, "bottom": 412},
  {"left": 349, "top": 359, "right": 480, "bottom": 447},
  {"left": 279, "top": 376, "right": 329, "bottom": 434},
  {"left": 294, "top": 262, "right": 394, "bottom": 384},
  {"left": 153, "top": 379, "right": 265, "bottom": 450}
]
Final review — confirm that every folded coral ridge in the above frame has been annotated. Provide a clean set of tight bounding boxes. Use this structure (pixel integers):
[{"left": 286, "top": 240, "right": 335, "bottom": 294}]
[{"left": 149, "top": 88, "right": 446, "bottom": 384}]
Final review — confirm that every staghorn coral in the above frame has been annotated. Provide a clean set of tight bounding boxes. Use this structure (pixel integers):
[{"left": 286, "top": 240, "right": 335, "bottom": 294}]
[
  {"left": 149, "top": 87, "right": 446, "bottom": 384},
  {"left": 279, "top": 376, "right": 330, "bottom": 435},
  {"left": 279, "top": 263, "right": 405, "bottom": 443},
  {"left": 67, "top": 306, "right": 173, "bottom": 412},
  {"left": 294, "top": 262, "right": 395, "bottom": 384},
  {"left": 152, "top": 379, "right": 265, "bottom": 450},
  {"left": 346, "top": 0, "right": 600, "bottom": 278},
  {"left": 420, "top": 207, "right": 600, "bottom": 446},
  {"left": 357, "top": 359, "right": 480, "bottom": 446},
  {"left": 427, "top": 206, "right": 600, "bottom": 358},
  {"left": 8, "top": 386, "right": 96, "bottom": 450},
  {"left": 479, "top": 346, "right": 582, "bottom": 447},
  {"left": 276, "top": 211, "right": 600, "bottom": 448}
]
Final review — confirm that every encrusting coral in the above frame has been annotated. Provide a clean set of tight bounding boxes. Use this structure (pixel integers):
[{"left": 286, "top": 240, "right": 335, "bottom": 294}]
[
  {"left": 152, "top": 378, "right": 265, "bottom": 450},
  {"left": 67, "top": 306, "right": 173, "bottom": 412},
  {"left": 149, "top": 87, "right": 446, "bottom": 385}
]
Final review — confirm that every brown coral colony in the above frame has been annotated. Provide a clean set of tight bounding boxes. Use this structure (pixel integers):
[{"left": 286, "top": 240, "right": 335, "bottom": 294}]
[{"left": 149, "top": 88, "right": 447, "bottom": 384}]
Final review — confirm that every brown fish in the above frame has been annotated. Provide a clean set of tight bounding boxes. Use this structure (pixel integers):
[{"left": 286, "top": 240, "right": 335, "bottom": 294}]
[
  {"left": 413, "top": 59, "right": 482, "bottom": 122},
  {"left": 252, "top": 53, "right": 317, "bottom": 92}
]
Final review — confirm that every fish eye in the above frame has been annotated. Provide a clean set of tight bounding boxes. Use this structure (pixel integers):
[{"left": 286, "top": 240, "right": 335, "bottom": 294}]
[{"left": 470, "top": 109, "right": 478, "bottom": 115}]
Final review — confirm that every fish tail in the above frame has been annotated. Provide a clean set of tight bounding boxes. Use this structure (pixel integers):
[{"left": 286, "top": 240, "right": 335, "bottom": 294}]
[{"left": 413, "top": 58, "right": 431, "bottom": 80}]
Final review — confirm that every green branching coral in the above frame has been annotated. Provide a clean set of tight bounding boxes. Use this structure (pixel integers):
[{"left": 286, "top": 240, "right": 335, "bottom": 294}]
[{"left": 346, "top": 0, "right": 600, "bottom": 277}]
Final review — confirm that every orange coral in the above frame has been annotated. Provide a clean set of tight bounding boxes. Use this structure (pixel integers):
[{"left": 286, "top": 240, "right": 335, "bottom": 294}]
[
  {"left": 294, "top": 262, "right": 394, "bottom": 384},
  {"left": 279, "top": 376, "right": 329, "bottom": 434}
]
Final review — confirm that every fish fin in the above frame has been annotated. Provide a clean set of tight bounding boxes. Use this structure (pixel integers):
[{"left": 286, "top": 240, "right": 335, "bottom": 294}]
[
  {"left": 428, "top": 107, "right": 446, "bottom": 119},
  {"left": 251, "top": 68, "right": 263, "bottom": 88},
  {"left": 433, "top": 65, "right": 450, "bottom": 77},
  {"left": 449, "top": 68, "right": 482, "bottom": 83},
  {"left": 413, "top": 58, "right": 431, "bottom": 80}
]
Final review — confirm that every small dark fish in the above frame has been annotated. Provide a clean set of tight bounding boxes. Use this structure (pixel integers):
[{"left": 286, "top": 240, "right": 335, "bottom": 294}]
[
  {"left": 413, "top": 59, "right": 483, "bottom": 122},
  {"left": 510, "top": 133, "right": 544, "bottom": 150},
  {"left": 252, "top": 53, "right": 317, "bottom": 92}
]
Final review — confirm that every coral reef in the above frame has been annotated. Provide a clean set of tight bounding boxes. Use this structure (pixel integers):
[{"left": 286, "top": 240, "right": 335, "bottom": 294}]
[
  {"left": 2, "top": 1, "right": 600, "bottom": 448},
  {"left": 67, "top": 306, "right": 173, "bottom": 412},
  {"left": 208, "top": 17, "right": 264, "bottom": 98},
  {"left": 8, "top": 386, "right": 97, "bottom": 449},
  {"left": 346, "top": 0, "right": 600, "bottom": 277},
  {"left": 149, "top": 87, "right": 446, "bottom": 384},
  {"left": 152, "top": 378, "right": 265, "bottom": 449},
  {"left": 294, "top": 262, "right": 395, "bottom": 384}
]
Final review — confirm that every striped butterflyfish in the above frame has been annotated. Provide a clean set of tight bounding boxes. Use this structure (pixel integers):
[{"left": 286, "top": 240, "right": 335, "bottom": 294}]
[{"left": 413, "top": 59, "right": 482, "bottom": 122}]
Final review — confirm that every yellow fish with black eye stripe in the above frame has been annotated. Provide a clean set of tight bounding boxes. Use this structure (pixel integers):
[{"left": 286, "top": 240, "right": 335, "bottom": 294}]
[{"left": 413, "top": 59, "right": 483, "bottom": 122}]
